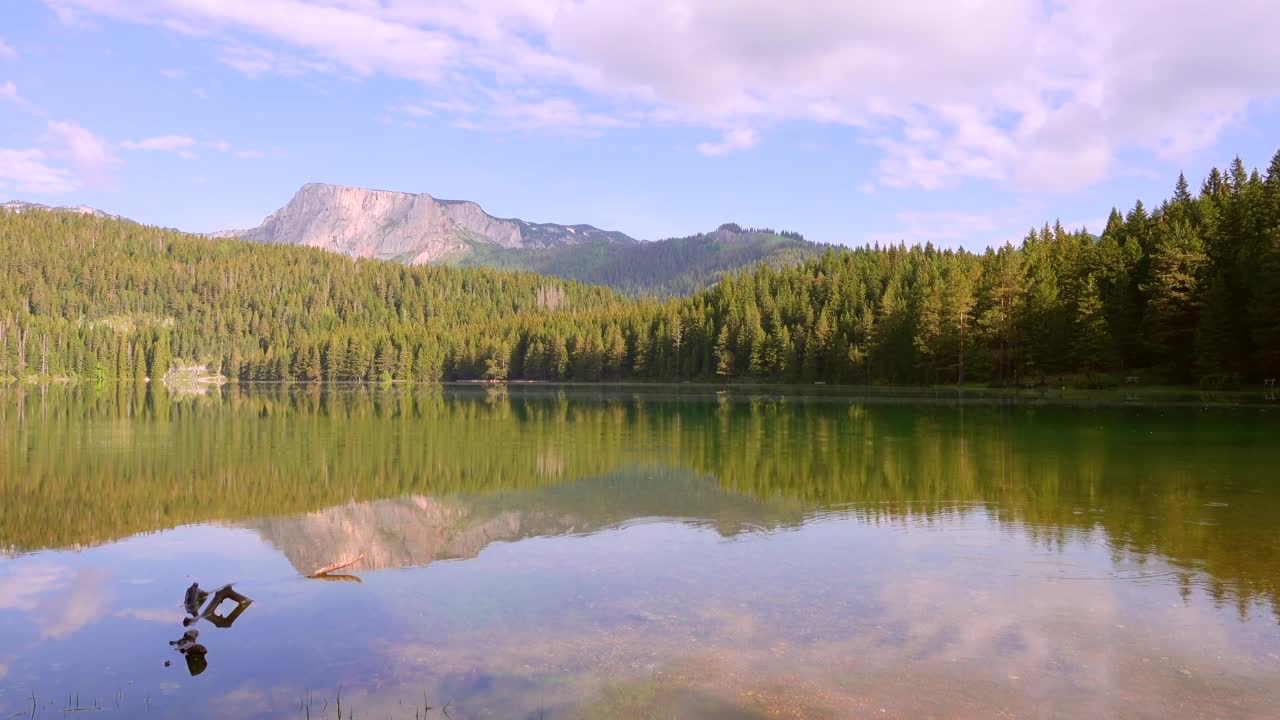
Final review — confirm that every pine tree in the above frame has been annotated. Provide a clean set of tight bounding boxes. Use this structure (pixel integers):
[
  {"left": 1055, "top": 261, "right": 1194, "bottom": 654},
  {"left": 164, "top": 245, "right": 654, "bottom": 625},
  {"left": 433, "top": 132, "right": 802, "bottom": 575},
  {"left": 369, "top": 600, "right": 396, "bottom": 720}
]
[
  {"left": 1142, "top": 219, "right": 1206, "bottom": 381},
  {"left": 1195, "top": 274, "right": 1237, "bottom": 380},
  {"left": 149, "top": 332, "right": 172, "bottom": 380},
  {"left": 1250, "top": 229, "right": 1280, "bottom": 377},
  {"left": 977, "top": 246, "right": 1026, "bottom": 384},
  {"left": 1073, "top": 276, "right": 1114, "bottom": 381},
  {"left": 306, "top": 346, "right": 323, "bottom": 381},
  {"left": 714, "top": 325, "right": 734, "bottom": 379},
  {"left": 944, "top": 266, "right": 976, "bottom": 384}
]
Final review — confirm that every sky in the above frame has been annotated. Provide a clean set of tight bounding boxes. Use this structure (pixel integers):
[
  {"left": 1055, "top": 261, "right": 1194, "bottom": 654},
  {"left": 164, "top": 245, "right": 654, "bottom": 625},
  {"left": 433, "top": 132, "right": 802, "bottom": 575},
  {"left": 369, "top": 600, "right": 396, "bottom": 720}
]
[{"left": 1, "top": 0, "right": 1278, "bottom": 248}]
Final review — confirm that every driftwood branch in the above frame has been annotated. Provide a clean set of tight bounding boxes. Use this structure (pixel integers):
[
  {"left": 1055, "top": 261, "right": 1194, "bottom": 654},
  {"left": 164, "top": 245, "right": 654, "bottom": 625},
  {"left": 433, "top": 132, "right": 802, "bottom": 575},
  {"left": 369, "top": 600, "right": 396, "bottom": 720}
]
[
  {"left": 308, "top": 553, "right": 365, "bottom": 578},
  {"left": 182, "top": 583, "right": 253, "bottom": 627}
]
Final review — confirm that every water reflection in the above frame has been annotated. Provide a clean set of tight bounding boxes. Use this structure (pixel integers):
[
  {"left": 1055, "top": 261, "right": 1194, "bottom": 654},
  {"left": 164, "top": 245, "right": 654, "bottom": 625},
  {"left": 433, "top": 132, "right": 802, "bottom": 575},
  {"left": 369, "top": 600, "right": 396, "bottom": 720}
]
[{"left": 0, "top": 385, "right": 1277, "bottom": 718}]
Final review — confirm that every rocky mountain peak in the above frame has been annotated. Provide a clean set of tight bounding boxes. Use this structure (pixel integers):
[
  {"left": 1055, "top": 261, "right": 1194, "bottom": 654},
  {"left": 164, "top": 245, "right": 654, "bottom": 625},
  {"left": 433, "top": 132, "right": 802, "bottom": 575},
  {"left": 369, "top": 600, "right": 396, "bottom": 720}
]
[{"left": 227, "top": 183, "right": 635, "bottom": 264}]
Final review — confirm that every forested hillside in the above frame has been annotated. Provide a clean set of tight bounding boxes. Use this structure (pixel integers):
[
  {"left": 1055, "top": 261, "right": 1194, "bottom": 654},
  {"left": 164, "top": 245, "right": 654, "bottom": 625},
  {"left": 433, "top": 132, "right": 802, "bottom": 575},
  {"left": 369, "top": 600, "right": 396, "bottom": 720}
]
[
  {"left": 459, "top": 224, "right": 830, "bottom": 296},
  {"left": 2, "top": 150, "right": 1278, "bottom": 387}
]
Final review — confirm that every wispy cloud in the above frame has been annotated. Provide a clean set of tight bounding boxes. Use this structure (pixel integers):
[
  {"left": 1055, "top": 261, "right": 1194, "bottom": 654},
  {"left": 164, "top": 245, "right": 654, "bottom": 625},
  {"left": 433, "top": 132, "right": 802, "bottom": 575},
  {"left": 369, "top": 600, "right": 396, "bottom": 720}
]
[
  {"left": 210, "top": 139, "right": 265, "bottom": 158},
  {"left": 395, "top": 104, "right": 434, "bottom": 118},
  {"left": 115, "top": 607, "right": 182, "bottom": 623},
  {"left": 0, "top": 148, "right": 78, "bottom": 193},
  {"left": 158, "top": 67, "right": 186, "bottom": 79},
  {"left": 698, "top": 128, "right": 758, "bottom": 157},
  {"left": 0, "top": 79, "right": 116, "bottom": 193},
  {"left": 121, "top": 134, "right": 195, "bottom": 152},
  {"left": 44, "top": 120, "right": 116, "bottom": 188},
  {"left": 0, "top": 35, "right": 14, "bottom": 59}
]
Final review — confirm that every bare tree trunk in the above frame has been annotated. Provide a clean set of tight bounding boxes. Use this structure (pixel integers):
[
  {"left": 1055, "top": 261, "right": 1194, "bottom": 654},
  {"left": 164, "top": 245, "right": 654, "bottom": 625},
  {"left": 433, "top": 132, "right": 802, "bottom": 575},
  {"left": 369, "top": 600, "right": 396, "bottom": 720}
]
[{"left": 17, "top": 327, "right": 26, "bottom": 376}]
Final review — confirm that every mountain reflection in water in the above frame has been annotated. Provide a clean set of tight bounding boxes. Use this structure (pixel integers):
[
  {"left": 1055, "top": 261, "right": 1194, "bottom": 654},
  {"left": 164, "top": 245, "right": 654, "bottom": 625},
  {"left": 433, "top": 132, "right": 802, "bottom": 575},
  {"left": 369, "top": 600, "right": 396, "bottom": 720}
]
[{"left": 0, "top": 384, "right": 1277, "bottom": 719}]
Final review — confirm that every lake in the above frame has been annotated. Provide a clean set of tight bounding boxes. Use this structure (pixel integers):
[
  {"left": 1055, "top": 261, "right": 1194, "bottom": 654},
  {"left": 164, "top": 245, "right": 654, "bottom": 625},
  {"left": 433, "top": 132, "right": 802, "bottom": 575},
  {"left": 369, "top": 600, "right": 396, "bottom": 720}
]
[{"left": 1, "top": 384, "right": 1278, "bottom": 719}]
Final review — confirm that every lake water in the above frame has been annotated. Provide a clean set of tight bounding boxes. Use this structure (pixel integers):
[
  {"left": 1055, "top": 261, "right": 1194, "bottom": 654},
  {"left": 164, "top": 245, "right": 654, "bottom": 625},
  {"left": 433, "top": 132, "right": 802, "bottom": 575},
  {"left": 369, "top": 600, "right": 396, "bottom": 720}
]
[{"left": 1, "top": 384, "right": 1278, "bottom": 719}]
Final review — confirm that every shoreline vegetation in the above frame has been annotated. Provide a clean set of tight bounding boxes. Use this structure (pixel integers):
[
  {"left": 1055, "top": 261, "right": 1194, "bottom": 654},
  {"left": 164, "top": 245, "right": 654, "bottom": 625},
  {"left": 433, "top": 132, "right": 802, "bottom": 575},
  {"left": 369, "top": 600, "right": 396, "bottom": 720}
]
[
  {"left": 1, "top": 378, "right": 1275, "bottom": 408},
  {"left": 2, "top": 151, "right": 1279, "bottom": 390}
]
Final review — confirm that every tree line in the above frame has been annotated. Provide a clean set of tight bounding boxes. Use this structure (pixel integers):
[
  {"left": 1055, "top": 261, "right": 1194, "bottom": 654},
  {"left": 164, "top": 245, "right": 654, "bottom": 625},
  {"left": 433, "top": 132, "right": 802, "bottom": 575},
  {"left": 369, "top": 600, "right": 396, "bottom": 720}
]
[{"left": 1, "top": 150, "right": 1278, "bottom": 387}]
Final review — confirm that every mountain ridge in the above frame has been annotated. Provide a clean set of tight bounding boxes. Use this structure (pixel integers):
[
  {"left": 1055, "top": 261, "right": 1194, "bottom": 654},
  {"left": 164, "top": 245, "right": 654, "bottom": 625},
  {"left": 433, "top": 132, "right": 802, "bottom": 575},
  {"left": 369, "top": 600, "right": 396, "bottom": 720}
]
[
  {"left": 228, "top": 182, "right": 636, "bottom": 264},
  {"left": 1, "top": 199, "right": 125, "bottom": 221},
  {"left": 5, "top": 183, "right": 833, "bottom": 295},
  {"left": 219, "top": 182, "right": 831, "bottom": 294}
]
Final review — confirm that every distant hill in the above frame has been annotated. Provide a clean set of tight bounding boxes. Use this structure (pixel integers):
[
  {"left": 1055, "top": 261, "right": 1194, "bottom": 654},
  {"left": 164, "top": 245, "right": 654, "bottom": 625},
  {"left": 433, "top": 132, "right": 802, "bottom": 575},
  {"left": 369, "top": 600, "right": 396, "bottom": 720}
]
[
  {"left": 219, "top": 185, "right": 833, "bottom": 295},
  {"left": 1, "top": 199, "right": 125, "bottom": 221},
  {"left": 459, "top": 223, "right": 835, "bottom": 295}
]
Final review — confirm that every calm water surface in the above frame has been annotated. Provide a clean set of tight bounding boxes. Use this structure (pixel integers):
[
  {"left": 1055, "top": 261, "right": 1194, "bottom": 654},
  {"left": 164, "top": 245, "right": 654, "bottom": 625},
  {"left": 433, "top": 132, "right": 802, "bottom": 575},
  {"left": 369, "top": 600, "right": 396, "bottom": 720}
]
[{"left": 1, "top": 385, "right": 1278, "bottom": 719}]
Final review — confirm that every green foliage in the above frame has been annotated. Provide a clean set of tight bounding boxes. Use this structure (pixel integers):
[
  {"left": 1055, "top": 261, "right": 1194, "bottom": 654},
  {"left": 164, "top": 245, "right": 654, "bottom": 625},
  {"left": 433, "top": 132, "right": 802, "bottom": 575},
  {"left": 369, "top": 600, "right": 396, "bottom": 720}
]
[
  {"left": 2, "top": 149, "right": 1278, "bottom": 385},
  {"left": 458, "top": 228, "right": 831, "bottom": 296}
]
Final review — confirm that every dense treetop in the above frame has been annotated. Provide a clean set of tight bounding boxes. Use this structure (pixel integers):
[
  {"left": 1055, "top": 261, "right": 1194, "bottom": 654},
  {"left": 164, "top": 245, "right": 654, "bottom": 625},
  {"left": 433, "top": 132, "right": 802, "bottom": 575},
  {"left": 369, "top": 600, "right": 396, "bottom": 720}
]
[{"left": 2, "top": 149, "right": 1278, "bottom": 386}]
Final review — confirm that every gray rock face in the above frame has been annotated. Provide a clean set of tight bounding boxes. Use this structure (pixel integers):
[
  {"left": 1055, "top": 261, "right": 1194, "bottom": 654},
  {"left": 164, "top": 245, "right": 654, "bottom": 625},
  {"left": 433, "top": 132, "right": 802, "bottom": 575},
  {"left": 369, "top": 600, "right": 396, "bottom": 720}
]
[{"left": 229, "top": 183, "right": 634, "bottom": 264}]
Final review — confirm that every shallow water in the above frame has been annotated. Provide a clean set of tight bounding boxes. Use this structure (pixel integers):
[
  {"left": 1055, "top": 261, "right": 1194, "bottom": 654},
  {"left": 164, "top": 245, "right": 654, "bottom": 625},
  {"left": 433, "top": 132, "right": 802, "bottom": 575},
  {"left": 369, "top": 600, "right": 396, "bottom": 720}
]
[{"left": 1, "top": 384, "right": 1278, "bottom": 718}]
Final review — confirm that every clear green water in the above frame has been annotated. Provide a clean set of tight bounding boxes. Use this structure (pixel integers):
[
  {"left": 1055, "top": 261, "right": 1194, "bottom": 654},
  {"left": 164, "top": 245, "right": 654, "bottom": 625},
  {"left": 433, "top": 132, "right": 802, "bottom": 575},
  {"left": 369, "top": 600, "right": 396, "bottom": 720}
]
[{"left": 1, "top": 385, "right": 1278, "bottom": 719}]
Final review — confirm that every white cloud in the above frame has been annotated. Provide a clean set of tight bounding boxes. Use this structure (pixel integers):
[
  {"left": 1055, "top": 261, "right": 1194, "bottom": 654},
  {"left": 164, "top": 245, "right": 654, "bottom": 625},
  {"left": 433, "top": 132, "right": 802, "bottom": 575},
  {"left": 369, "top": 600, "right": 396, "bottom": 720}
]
[
  {"left": 115, "top": 607, "right": 182, "bottom": 623},
  {"left": 0, "top": 83, "right": 114, "bottom": 193},
  {"left": 397, "top": 104, "right": 434, "bottom": 118},
  {"left": 0, "top": 36, "right": 14, "bottom": 59},
  {"left": 121, "top": 134, "right": 196, "bottom": 151},
  {"left": 44, "top": 120, "right": 115, "bottom": 188},
  {"left": 177, "top": 150, "right": 198, "bottom": 160},
  {"left": 0, "top": 119, "right": 116, "bottom": 194},
  {"left": 42, "top": 0, "right": 1280, "bottom": 192},
  {"left": 211, "top": 140, "right": 265, "bottom": 158},
  {"left": 159, "top": 67, "right": 186, "bottom": 79},
  {"left": 40, "top": 569, "right": 109, "bottom": 639},
  {"left": 697, "top": 128, "right": 758, "bottom": 157},
  {"left": 0, "top": 148, "right": 77, "bottom": 193}
]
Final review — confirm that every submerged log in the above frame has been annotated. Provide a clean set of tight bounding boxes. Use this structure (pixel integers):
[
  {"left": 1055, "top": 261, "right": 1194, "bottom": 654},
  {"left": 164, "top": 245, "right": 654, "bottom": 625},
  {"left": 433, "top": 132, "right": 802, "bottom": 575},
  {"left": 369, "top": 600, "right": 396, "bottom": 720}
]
[
  {"left": 307, "top": 553, "right": 365, "bottom": 578},
  {"left": 182, "top": 583, "right": 253, "bottom": 627}
]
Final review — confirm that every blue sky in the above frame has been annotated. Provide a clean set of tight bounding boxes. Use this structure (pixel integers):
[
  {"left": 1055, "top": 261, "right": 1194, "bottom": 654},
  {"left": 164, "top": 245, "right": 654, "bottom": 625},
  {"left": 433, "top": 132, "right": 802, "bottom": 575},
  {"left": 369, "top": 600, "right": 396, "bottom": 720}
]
[{"left": 2, "top": 0, "right": 1278, "bottom": 247}]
